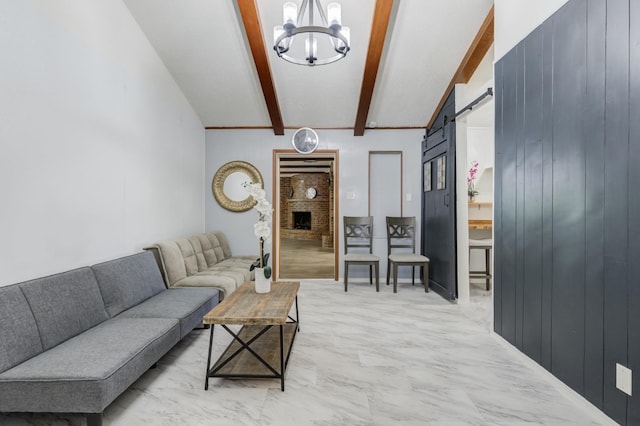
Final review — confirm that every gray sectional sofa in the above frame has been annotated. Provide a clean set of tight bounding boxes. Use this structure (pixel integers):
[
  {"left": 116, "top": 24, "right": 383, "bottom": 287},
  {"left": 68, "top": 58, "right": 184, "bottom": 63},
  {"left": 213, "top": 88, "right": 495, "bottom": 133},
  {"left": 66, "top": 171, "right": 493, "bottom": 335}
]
[
  {"left": 0, "top": 251, "right": 219, "bottom": 426},
  {"left": 145, "top": 231, "right": 256, "bottom": 299}
]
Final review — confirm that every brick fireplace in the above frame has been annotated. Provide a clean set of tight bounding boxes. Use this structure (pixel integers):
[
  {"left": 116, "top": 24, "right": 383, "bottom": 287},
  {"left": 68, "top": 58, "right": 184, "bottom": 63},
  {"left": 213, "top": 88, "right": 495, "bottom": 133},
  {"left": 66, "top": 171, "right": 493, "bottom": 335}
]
[
  {"left": 293, "top": 211, "right": 311, "bottom": 230},
  {"left": 280, "top": 174, "right": 333, "bottom": 247}
]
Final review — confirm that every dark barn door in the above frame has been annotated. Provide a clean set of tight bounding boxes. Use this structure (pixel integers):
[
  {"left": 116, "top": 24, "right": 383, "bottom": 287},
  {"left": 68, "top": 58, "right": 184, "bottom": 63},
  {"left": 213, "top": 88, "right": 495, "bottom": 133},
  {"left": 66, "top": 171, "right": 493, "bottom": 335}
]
[{"left": 422, "top": 120, "right": 457, "bottom": 300}]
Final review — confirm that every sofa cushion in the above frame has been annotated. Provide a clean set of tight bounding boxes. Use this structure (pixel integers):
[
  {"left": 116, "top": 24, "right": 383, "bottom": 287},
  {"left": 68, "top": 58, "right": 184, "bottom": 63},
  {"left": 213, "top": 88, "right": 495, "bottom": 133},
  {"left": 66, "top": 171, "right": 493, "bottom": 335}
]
[
  {"left": 196, "top": 235, "right": 219, "bottom": 267},
  {"left": 199, "top": 268, "right": 248, "bottom": 286},
  {"left": 0, "top": 285, "right": 43, "bottom": 374},
  {"left": 218, "top": 258, "right": 255, "bottom": 269},
  {"left": 188, "top": 236, "right": 209, "bottom": 271},
  {"left": 217, "top": 259, "right": 254, "bottom": 281},
  {"left": 18, "top": 268, "right": 109, "bottom": 351},
  {"left": 92, "top": 252, "right": 168, "bottom": 317},
  {"left": 205, "top": 232, "right": 226, "bottom": 261},
  {"left": 118, "top": 288, "right": 219, "bottom": 338},
  {"left": 208, "top": 261, "right": 252, "bottom": 281},
  {"left": 0, "top": 317, "right": 179, "bottom": 413},
  {"left": 156, "top": 241, "right": 187, "bottom": 286},
  {"left": 172, "top": 274, "right": 237, "bottom": 299},
  {"left": 213, "top": 231, "right": 233, "bottom": 259},
  {"left": 176, "top": 238, "right": 199, "bottom": 276}
]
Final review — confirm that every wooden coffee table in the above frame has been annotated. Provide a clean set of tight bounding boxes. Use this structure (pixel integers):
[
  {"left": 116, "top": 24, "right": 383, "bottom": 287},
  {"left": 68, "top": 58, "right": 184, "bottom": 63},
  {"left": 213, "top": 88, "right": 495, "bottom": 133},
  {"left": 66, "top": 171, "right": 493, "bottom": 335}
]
[{"left": 203, "top": 281, "right": 300, "bottom": 391}]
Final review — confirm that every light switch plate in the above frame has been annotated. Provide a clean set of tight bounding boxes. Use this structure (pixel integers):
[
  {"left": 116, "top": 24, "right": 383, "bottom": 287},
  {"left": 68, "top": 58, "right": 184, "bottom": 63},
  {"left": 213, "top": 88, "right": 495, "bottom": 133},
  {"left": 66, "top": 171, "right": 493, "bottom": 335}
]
[
  {"left": 346, "top": 192, "right": 356, "bottom": 200},
  {"left": 406, "top": 193, "right": 412, "bottom": 201},
  {"left": 616, "top": 363, "right": 632, "bottom": 396}
]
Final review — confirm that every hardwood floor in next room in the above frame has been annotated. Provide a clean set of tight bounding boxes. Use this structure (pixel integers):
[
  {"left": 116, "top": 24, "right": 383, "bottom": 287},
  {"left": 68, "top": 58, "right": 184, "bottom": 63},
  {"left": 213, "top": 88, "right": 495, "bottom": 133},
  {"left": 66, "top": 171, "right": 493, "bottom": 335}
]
[{"left": 279, "top": 238, "right": 334, "bottom": 279}]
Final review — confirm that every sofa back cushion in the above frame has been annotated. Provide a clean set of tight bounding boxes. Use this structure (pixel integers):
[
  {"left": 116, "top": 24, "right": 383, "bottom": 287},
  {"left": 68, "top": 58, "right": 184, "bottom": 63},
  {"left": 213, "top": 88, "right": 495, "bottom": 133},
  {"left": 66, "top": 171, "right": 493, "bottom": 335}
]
[
  {"left": 197, "top": 235, "right": 219, "bottom": 267},
  {"left": 18, "top": 267, "right": 109, "bottom": 351},
  {"left": 214, "top": 231, "right": 233, "bottom": 259},
  {"left": 156, "top": 241, "right": 187, "bottom": 286},
  {"left": 92, "top": 252, "right": 167, "bottom": 317},
  {"left": 206, "top": 232, "right": 226, "bottom": 261},
  {"left": 188, "top": 236, "right": 209, "bottom": 271},
  {"left": 0, "top": 285, "right": 44, "bottom": 373},
  {"left": 176, "top": 238, "right": 199, "bottom": 275}
]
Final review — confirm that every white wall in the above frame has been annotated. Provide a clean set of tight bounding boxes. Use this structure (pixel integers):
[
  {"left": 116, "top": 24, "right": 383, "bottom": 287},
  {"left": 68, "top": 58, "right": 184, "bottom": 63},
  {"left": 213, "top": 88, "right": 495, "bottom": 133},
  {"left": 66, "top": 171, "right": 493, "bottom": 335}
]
[
  {"left": 494, "top": 0, "right": 570, "bottom": 60},
  {"left": 467, "top": 127, "right": 494, "bottom": 205},
  {"left": 454, "top": 88, "right": 471, "bottom": 303},
  {"left": 0, "top": 1, "right": 205, "bottom": 286},
  {"left": 205, "top": 129, "right": 424, "bottom": 279}
]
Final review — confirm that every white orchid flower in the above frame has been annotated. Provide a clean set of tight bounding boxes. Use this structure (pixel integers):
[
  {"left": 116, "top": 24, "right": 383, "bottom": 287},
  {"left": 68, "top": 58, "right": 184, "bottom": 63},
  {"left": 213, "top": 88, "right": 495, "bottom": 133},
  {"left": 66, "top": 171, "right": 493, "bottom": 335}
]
[
  {"left": 254, "top": 221, "right": 271, "bottom": 241},
  {"left": 253, "top": 188, "right": 266, "bottom": 200},
  {"left": 255, "top": 199, "right": 272, "bottom": 217},
  {"left": 243, "top": 182, "right": 262, "bottom": 197}
]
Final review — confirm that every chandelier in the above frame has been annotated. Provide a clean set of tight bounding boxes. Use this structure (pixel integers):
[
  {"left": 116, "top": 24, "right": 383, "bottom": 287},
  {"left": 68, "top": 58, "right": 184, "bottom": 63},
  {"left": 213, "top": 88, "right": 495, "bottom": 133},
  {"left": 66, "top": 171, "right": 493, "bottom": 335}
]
[{"left": 273, "top": 1, "right": 350, "bottom": 66}]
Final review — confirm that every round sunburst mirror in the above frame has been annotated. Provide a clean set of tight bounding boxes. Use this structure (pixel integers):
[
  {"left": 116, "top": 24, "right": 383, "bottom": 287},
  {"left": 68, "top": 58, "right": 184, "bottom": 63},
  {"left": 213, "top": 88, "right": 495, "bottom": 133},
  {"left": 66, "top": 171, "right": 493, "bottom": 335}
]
[{"left": 212, "top": 161, "right": 263, "bottom": 212}]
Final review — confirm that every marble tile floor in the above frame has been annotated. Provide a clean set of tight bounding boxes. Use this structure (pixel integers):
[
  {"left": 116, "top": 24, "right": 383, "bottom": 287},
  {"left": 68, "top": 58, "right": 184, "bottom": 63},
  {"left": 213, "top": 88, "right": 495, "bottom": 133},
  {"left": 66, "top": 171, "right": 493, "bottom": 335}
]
[{"left": 1, "top": 280, "right": 614, "bottom": 426}]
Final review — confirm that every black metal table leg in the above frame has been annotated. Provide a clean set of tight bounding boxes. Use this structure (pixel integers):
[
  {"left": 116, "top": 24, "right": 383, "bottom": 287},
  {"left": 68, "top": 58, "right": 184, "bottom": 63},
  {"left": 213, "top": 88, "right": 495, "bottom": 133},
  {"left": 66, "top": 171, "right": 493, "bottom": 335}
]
[
  {"left": 295, "top": 296, "right": 300, "bottom": 331},
  {"left": 204, "top": 324, "right": 215, "bottom": 390},
  {"left": 280, "top": 324, "right": 285, "bottom": 391}
]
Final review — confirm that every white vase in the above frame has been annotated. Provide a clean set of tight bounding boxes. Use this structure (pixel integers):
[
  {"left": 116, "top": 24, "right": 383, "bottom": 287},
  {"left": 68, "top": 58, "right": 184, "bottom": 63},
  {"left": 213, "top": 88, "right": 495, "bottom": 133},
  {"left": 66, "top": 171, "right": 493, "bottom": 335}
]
[{"left": 254, "top": 267, "right": 271, "bottom": 294}]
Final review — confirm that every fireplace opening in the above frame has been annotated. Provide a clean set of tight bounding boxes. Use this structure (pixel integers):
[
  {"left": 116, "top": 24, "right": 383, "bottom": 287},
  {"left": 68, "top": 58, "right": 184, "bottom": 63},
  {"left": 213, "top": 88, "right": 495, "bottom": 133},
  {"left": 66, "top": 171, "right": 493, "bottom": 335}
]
[{"left": 293, "top": 211, "right": 311, "bottom": 230}]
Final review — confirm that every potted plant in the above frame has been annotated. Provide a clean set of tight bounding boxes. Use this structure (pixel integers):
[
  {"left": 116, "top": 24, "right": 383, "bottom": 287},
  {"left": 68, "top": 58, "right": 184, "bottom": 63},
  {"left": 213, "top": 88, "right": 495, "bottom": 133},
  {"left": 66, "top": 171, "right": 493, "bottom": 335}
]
[{"left": 243, "top": 182, "right": 273, "bottom": 293}]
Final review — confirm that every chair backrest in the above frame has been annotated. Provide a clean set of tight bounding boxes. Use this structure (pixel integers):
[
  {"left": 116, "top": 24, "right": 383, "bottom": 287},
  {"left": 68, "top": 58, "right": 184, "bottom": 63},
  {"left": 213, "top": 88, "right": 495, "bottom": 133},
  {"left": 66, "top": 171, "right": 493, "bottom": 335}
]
[
  {"left": 386, "top": 216, "right": 417, "bottom": 254},
  {"left": 344, "top": 216, "right": 374, "bottom": 254}
]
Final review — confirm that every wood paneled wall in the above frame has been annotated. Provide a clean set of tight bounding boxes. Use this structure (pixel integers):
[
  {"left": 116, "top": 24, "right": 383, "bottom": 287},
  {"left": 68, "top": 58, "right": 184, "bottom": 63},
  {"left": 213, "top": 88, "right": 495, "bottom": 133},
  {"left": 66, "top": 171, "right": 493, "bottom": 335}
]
[{"left": 494, "top": 0, "right": 639, "bottom": 424}]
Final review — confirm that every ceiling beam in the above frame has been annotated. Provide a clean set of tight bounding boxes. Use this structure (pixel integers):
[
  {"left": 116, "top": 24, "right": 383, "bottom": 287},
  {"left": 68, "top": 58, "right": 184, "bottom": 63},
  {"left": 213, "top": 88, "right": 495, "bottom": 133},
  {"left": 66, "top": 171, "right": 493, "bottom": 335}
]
[
  {"left": 353, "top": 0, "right": 394, "bottom": 137},
  {"left": 426, "top": 5, "right": 494, "bottom": 129},
  {"left": 237, "top": 0, "right": 285, "bottom": 135}
]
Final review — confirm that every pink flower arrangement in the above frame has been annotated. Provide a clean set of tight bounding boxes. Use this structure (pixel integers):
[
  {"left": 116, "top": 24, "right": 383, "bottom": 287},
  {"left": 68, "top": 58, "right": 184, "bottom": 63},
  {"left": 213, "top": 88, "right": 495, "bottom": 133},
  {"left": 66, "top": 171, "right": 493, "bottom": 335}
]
[
  {"left": 467, "top": 160, "right": 479, "bottom": 186},
  {"left": 467, "top": 161, "right": 479, "bottom": 198}
]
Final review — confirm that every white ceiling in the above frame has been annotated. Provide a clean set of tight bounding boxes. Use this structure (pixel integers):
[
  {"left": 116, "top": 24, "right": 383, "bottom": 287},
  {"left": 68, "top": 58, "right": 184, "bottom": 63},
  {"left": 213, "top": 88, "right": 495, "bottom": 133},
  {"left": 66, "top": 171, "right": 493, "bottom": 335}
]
[{"left": 123, "top": 0, "right": 494, "bottom": 132}]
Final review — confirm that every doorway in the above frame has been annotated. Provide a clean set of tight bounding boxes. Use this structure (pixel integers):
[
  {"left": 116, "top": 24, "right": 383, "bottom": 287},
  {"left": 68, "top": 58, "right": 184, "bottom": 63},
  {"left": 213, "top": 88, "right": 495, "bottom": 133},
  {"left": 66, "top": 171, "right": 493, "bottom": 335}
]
[
  {"left": 273, "top": 150, "right": 339, "bottom": 280},
  {"left": 464, "top": 98, "right": 494, "bottom": 297}
]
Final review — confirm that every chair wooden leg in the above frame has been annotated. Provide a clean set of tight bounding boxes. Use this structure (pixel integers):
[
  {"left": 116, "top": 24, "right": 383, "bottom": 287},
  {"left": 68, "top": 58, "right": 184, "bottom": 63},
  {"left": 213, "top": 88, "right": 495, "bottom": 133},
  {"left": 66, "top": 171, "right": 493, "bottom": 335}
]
[
  {"left": 485, "top": 248, "right": 491, "bottom": 291},
  {"left": 423, "top": 262, "right": 429, "bottom": 293},
  {"left": 386, "top": 260, "right": 390, "bottom": 285},
  {"left": 393, "top": 264, "right": 399, "bottom": 293},
  {"left": 369, "top": 265, "right": 373, "bottom": 285},
  {"left": 375, "top": 262, "right": 380, "bottom": 292},
  {"left": 412, "top": 267, "right": 415, "bottom": 285},
  {"left": 344, "top": 262, "right": 348, "bottom": 292}
]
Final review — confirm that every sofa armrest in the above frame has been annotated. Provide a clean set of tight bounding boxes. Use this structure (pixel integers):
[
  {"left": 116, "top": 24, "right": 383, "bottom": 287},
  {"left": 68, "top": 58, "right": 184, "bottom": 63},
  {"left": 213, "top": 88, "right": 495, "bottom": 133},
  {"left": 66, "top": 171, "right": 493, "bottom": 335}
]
[{"left": 143, "top": 246, "right": 170, "bottom": 289}]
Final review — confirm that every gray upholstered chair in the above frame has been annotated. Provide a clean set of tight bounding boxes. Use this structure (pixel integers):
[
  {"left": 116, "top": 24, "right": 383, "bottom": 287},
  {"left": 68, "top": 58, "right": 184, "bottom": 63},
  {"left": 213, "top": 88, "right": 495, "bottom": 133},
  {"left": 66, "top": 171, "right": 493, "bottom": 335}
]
[
  {"left": 386, "top": 216, "right": 429, "bottom": 293},
  {"left": 343, "top": 216, "right": 380, "bottom": 292}
]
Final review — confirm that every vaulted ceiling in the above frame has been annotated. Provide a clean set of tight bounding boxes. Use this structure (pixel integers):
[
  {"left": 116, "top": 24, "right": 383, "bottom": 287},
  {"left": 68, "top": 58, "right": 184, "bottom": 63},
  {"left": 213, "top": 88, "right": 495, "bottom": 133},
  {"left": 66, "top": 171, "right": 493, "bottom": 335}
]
[{"left": 123, "top": 0, "right": 494, "bottom": 135}]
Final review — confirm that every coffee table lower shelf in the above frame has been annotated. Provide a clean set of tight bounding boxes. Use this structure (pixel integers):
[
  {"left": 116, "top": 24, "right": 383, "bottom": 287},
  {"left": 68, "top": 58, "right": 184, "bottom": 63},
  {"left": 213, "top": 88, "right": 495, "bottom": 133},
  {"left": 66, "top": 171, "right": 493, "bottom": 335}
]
[{"left": 206, "top": 322, "right": 298, "bottom": 391}]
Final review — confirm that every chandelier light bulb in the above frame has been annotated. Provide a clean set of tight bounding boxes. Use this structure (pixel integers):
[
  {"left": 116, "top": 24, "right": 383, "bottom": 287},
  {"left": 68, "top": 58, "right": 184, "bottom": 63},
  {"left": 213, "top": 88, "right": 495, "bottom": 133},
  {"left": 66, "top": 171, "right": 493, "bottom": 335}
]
[
  {"left": 327, "top": 3, "right": 342, "bottom": 27},
  {"left": 305, "top": 37, "right": 318, "bottom": 60},
  {"left": 338, "top": 26, "right": 350, "bottom": 50},
  {"left": 274, "top": 25, "right": 285, "bottom": 45},
  {"left": 283, "top": 2, "right": 297, "bottom": 26}
]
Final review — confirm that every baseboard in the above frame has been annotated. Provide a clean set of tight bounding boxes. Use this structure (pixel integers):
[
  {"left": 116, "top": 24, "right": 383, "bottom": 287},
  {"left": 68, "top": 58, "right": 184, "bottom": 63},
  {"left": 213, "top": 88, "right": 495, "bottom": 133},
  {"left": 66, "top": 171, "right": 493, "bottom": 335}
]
[{"left": 492, "top": 333, "right": 618, "bottom": 426}]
